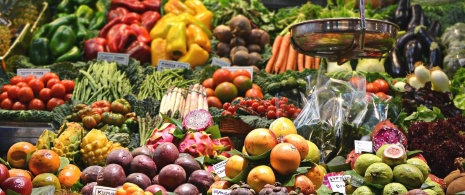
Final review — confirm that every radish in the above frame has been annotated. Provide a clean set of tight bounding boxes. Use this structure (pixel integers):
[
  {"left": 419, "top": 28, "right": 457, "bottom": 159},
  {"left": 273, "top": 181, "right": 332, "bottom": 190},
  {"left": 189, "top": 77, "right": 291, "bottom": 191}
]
[{"left": 430, "top": 67, "right": 450, "bottom": 92}]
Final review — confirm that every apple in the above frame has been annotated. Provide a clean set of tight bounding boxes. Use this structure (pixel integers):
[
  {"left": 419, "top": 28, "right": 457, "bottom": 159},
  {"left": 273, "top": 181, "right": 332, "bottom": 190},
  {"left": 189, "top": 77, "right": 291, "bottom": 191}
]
[
  {"left": 2, "top": 177, "right": 32, "bottom": 195},
  {"left": 0, "top": 188, "right": 5, "bottom": 195},
  {"left": 0, "top": 164, "right": 9, "bottom": 187}
]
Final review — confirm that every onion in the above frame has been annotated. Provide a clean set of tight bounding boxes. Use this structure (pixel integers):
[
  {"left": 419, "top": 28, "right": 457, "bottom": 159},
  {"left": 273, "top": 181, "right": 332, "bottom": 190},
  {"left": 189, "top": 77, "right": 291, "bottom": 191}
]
[
  {"left": 414, "top": 62, "right": 430, "bottom": 84},
  {"left": 393, "top": 81, "right": 407, "bottom": 92},
  {"left": 407, "top": 74, "right": 424, "bottom": 89},
  {"left": 430, "top": 67, "right": 450, "bottom": 92}
]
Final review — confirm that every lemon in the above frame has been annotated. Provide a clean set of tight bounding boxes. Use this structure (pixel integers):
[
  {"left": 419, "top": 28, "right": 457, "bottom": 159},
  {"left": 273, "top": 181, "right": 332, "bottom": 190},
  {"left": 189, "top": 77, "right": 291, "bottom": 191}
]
[
  {"left": 269, "top": 117, "right": 297, "bottom": 137},
  {"left": 304, "top": 140, "right": 321, "bottom": 164}
]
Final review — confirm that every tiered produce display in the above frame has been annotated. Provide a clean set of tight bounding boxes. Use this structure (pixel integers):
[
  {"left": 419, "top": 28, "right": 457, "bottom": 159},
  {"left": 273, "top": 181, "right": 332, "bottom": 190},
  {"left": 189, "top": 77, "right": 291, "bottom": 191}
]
[{"left": 0, "top": 0, "right": 465, "bottom": 194}]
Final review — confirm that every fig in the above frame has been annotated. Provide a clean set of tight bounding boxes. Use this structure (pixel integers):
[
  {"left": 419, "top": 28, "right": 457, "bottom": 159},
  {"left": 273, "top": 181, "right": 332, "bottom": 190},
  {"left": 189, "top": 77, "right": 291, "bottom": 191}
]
[
  {"left": 153, "top": 142, "right": 179, "bottom": 169},
  {"left": 187, "top": 170, "right": 215, "bottom": 194},
  {"left": 106, "top": 149, "right": 133, "bottom": 174},
  {"left": 354, "top": 154, "right": 382, "bottom": 176},
  {"left": 130, "top": 155, "right": 157, "bottom": 178},
  {"left": 145, "top": 184, "right": 168, "bottom": 195},
  {"left": 382, "top": 144, "right": 407, "bottom": 166},
  {"left": 158, "top": 164, "right": 186, "bottom": 191},
  {"left": 97, "top": 164, "right": 126, "bottom": 187},
  {"left": 80, "top": 165, "right": 103, "bottom": 184},
  {"left": 131, "top": 146, "right": 154, "bottom": 158},
  {"left": 126, "top": 173, "right": 152, "bottom": 189},
  {"left": 174, "top": 155, "right": 201, "bottom": 177},
  {"left": 364, "top": 162, "right": 393, "bottom": 185},
  {"left": 174, "top": 183, "right": 200, "bottom": 195},
  {"left": 393, "top": 164, "right": 425, "bottom": 188},
  {"left": 80, "top": 182, "right": 97, "bottom": 195}
]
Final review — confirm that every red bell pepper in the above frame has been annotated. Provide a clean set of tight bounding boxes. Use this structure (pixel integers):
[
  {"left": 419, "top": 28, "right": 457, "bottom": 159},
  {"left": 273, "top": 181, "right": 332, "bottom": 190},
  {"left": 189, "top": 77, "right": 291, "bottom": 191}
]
[
  {"left": 107, "top": 24, "right": 135, "bottom": 52},
  {"left": 111, "top": 0, "right": 146, "bottom": 13},
  {"left": 130, "top": 23, "right": 151, "bottom": 44},
  {"left": 107, "top": 7, "right": 129, "bottom": 22},
  {"left": 142, "top": 0, "right": 161, "bottom": 11},
  {"left": 125, "top": 41, "right": 151, "bottom": 64},
  {"left": 84, "top": 38, "right": 110, "bottom": 61},
  {"left": 140, "top": 11, "right": 161, "bottom": 32},
  {"left": 99, "top": 13, "right": 140, "bottom": 39}
]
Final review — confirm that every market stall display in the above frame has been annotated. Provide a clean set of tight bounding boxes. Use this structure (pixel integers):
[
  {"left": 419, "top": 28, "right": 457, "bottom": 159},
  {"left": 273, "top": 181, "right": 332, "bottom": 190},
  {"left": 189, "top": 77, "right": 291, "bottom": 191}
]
[{"left": 0, "top": 0, "right": 465, "bottom": 194}]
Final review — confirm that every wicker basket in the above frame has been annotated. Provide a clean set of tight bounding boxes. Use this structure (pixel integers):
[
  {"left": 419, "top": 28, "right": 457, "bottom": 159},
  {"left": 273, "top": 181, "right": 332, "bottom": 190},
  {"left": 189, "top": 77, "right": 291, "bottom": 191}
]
[{"left": 220, "top": 118, "right": 253, "bottom": 135}]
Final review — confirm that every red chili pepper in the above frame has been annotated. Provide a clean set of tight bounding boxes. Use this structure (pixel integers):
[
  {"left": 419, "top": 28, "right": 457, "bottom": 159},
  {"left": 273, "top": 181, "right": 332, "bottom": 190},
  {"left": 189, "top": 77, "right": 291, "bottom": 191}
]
[
  {"left": 111, "top": 0, "right": 146, "bottom": 13},
  {"left": 107, "top": 24, "right": 136, "bottom": 53},
  {"left": 107, "top": 7, "right": 129, "bottom": 22},
  {"left": 142, "top": 0, "right": 161, "bottom": 11},
  {"left": 130, "top": 23, "right": 151, "bottom": 44},
  {"left": 125, "top": 41, "right": 151, "bottom": 64},
  {"left": 83, "top": 38, "right": 110, "bottom": 61},
  {"left": 140, "top": 11, "right": 161, "bottom": 32}
]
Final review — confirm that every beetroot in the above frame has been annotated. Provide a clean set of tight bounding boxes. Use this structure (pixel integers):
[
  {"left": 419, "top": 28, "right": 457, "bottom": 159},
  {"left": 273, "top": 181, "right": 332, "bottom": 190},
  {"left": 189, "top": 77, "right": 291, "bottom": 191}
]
[
  {"left": 371, "top": 120, "right": 407, "bottom": 152},
  {"left": 183, "top": 109, "right": 213, "bottom": 131},
  {"left": 146, "top": 123, "right": 177, "bottom": 152},
  {"left": 178, "top": 131, "right": 217, "bottom": 158}
]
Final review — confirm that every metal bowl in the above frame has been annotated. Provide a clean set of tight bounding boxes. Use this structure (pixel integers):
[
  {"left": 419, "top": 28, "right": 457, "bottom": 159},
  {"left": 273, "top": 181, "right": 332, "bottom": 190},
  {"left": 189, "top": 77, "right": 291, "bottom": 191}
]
[{"left": 290, "top": 18, "right": 399, "bottom": 61}]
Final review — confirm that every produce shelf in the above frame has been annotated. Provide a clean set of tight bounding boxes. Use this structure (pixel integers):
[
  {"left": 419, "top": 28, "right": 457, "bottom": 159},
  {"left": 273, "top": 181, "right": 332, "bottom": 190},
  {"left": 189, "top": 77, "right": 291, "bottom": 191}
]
[{"left": 0, "top": 122, "right": 51, "bottom": 153}]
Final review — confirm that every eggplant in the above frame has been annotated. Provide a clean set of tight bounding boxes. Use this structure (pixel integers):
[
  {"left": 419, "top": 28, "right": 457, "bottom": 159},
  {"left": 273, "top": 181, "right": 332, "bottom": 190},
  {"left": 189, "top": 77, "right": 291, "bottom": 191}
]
[
  {"left": 407, "top": 4, "right": 427, "bottom": 30},
  {"left": 395, "top": 30, "right": 416, "bottom": 51},
  {"left": 428, "top": 42, "right": 444, "bottom": 68},
  {"left": 403, "top": 39, "right": 423, "bottom": 73},
  {"left": 427, "top": 21, "right": 442, "bottom": 38},
  {"left": 386, "top": 47, "right": 408, "bottom": 78},
  {"left": 394, "top": 0, "right": 411, "bottom": 30},
  {"left": 415, "top": 26, "right": 436, "bottom": 58}
]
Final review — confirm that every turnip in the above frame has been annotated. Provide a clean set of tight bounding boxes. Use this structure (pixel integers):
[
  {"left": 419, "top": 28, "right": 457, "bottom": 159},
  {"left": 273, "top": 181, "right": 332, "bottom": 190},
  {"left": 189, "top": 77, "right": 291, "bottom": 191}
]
[
  {"left": 414, "top": 63, "right": 430, "bottom": 84},
  {"left": 393, "top": 81, "right": 407, "bottom": 92},
  {"left": 430, "top": 67, "right": 450, "bottom": 92},
  {"left": 407, "top": 74, "right": 424, "bottom": 89}
]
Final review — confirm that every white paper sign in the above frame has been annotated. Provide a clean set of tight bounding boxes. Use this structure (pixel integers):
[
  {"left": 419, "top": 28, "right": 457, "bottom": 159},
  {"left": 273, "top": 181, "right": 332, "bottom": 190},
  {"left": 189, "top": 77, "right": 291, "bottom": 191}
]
[
  {"left": 213, "top": 159, "right": 228, "bottom": 178},
  {"left": 212, "top": 57, "right": 231, "bottom": 67},
  {"left": 212, "top": 189, "right": 232, "bottom": 195},
  {"left": 354, "top": 140, "right": 373, "bottom": 154},
  {"left": 157, "top": 60, "right": 190, "bottom": 71},
  {"left": 16, "top": 68, "right": 50, "bottom": 79},
  {"left": 328, "top": 175, "right": 350, "bottom": 194},
  {"left": 222, "top": 66, "right": 254, "bottom": 81},
  {"left": 92, "top": 186, "right": 117, "bottom": 195},
  {"left": 97, "top": 52, "right": 130, "bottom": 65}
]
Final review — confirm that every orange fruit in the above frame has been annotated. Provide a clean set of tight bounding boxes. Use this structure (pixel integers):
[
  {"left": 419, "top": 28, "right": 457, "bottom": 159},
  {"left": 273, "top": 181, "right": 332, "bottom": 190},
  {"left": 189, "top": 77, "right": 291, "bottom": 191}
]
[
  {"left": 207, "top": 96, "right": 222, "bottom": 109},
  {"left": 252, "top": 84, "right": 262, "bottom": 92},
  {"left": 225, "top": 155, "right": 248, "bottom": 179},
  {"left": 270, "top": 143, "right": 301, "bottom": 175},
  {"left": 232, "top": 69, "right": 251, "bottom": 79},
  {"left": 282, "top": 134, "right": 309, "bottom": 161},
  {"left": 9, "top": 169, "right": 33, "bottom": 181},
  {"left": 233, "top": 75, "right": 253, "bottom": 94},
  {"left": 246, "top": 165, "right": 276, "bottom": 193},
  {"left": 7, "top": 142, "right": 36, "bottom": 169},
  {"left": 28, "top": 149, "right": 60, "bottom": 176},
  {"left": 58, "top": 164, "right": 81, "bottom": 188},
  {"left": 212, "top": 69, "right": 233, "bottom": 86},
  {"left": 305, "top": 166, "right": 325, "bottom": 190},
  {"left": 293, "top": 175, "right": 315, "bottom": 195},
  {"left": 202, "top": 78, "right": 215, "bottom": 89},
  {"left": 244, "top": 128, "right": 278, "bottom": 156},
  {"left": 215, "top": 82, "right": 238, "bottom": 103},
  {"left": 245, "top": 88, "right": 263, "bottom": 99},
  {"left": 205, "top": 88, "right": 216, "bottom": 97}
]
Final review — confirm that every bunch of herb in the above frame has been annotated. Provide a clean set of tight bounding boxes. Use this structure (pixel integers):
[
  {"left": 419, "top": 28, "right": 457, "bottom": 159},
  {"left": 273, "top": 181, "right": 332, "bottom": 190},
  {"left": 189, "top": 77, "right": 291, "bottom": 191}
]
[{"left": 271, "top": 2, "right": 322, "bottom": 38}]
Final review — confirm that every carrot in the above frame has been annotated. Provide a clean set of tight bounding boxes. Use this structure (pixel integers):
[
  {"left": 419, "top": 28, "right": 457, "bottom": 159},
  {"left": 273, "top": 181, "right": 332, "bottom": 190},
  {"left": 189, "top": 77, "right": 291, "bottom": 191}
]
[
  {"left": 297, "top": 53, "right": 304, "bottom": 72},
  {"left": 305, "top": 56, "right": 312, "bottom": 69},
  {"left": 286, "top": 44, "right": 298, "bottom": 71},
  {"left": 265, "top": 35, "right": 283, "bottom": 73},
  {"left": 314, "top": 57, "right": 321, "bottom": 69},
  {"left": 280, "top": 48, "right": 289, "bottom": 73},
  {"left": 274, "top": 33, "right": 291, "bottom": 73}
]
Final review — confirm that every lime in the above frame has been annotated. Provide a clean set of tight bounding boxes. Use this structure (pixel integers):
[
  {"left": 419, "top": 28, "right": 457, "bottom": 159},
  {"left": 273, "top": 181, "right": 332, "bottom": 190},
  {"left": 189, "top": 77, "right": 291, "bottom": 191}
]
[{"left": 305, "top": 140, "right": 321, "bottom": 164}]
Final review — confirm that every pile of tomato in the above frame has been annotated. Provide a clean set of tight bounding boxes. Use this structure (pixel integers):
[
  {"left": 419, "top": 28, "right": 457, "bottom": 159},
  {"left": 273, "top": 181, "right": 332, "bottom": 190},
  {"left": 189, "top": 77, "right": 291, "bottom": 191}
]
[
  {"left": 0, "top": 73, "right": 75, "bottom": 111},
  {"left": 349, "top": 77, "right": 390, "bottom": 99},
  {"left": 221, "top": 97, "right": 302, "bottom": 120}
]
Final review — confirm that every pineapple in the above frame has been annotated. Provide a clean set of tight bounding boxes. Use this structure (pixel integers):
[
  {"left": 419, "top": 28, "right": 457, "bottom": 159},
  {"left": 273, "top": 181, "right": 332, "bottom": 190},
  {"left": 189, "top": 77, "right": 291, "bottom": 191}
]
[
  {"left": 80, "top": 129, "right": 124, "bottom": 166},
  {"left": 52, "top": 122, "right": 84, "bottom": 163},
  {"left": 9, "top": 0, "right": 38, "bottom": 34},
  {"left": 36, "top": 129, "right": 57, "bottom": 149},
  {"left": 0, "top": 0, "right": 14, "bottom": 56}
]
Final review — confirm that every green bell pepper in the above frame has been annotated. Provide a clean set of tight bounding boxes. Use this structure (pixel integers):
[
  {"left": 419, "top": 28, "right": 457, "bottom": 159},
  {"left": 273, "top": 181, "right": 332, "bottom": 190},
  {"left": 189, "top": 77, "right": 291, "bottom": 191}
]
[
  {"left": 29, "top": 37, "right": 51, "bottom": 65},
  {"left": 89, "top": 11, "right": 105, "bottom": 30},
  {"left": 95, "top": 0, "right": 106, "bottom": 13},
  {"left": 55, "top": 46, "right": 81, "bottom": 62},
  {"left": 50, "top": 25, "right": 76, "bottom": 57},
  {"left": 32, "top": 25, "right": 49, "bottom": 40},
  {"left": 76, "top": 20, "right": 88, "bottom": 41},
  {"left": 75, "top": 5, "right": 94, "bottom": 24},
  {"left": 57, "top": 0, "right": 75, "bottom": 14},
  {"left": 45, "top": 14, "right": 77, "bottom": 38}
]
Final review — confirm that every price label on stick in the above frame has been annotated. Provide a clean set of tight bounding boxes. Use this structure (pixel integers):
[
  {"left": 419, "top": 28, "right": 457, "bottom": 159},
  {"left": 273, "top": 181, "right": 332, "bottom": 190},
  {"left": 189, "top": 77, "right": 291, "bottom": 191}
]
[
  {"left": 97, "top": 52, "right": 129, "bottom": 65},
  {"left": 157, "top": 60, "right": 190, "bottom": 71},
  {"left": 212, "top": 57, "right": 231, "bottom": 67},
  {"left": 354, "top": 140, "right": 373, "bottom": 154},
  {"left": 17, "top": 69, "right": 50, "bottom": 79},
  {"left": 212, "top": 189, "right": 231, "bottom": 195},
  {"left": 212, "top": 159, "right": 228, "bottom": 178},
  {"left": 92, "top": 185, "right": 116, "bottom": 195},
  {"left": 328, "top": 175, "right": 350, "bottom": 194}
]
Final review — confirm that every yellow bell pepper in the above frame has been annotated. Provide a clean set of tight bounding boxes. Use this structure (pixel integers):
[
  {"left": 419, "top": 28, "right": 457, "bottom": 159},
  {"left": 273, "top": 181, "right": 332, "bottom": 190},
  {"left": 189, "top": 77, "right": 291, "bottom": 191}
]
[
  {"left": 186, "top": 24, "right": 211, "bottom": 52},
  {"left": 178, "top": 43, "right": 209, "bottom": 69},
  {"left": 178, "top": 13, "right": 212, "bottom": 38},
  {"left": 166, "top": 21, "right": 187, "bottom": 60},
  {"left": 164, "top": 0, "right": 196, "bottom": 15},
  {"left": 149, "top": 13, "right": 176, "bottom": 39},
  {"left": 151, "top": 38, "right": 170, "bottom": 66},
  {"left": 195, "top": 11, "right": 213, "bottom": 30},
  {"left": 185, "top": 0, "right": 208, "bottom": 13}
]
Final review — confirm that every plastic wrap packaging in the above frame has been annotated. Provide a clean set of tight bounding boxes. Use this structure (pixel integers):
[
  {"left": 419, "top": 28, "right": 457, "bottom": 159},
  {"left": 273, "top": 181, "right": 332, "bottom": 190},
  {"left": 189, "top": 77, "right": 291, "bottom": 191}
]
[{"left": 442, "top": 23, "right": 465, "bottom": 78}]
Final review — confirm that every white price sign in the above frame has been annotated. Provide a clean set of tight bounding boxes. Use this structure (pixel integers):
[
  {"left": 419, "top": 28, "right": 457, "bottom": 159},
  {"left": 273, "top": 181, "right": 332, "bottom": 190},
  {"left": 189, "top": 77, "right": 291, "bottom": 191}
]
[
  {"left": 212, "top": 189, "right": 231, "bottom": 195},
  {"left": 212, "top": 159, "right": 228, "bottom": 178},
  {"left": 97, "top": 52, "right": 129, "bottom": 65},
  {"left": 354, "top": 140, "right": 373, "bottom": 154},
  {"left": 328, "top": 175, "right": 350, "bottom": 194},
  {"left": 157, "top": 60, "right": 190, "bottom": 71},
  {"left": 222, "top": 66, "right": 254, "bottom": 81},
  {"left": 92, "top": 186, "right": 116, "bottom": 195},
  {"left": 16, "top": 69, "right": 50, "bottom": 79},
  {"left": 211, "top": 57, "right": 231, "bottom": 67}
]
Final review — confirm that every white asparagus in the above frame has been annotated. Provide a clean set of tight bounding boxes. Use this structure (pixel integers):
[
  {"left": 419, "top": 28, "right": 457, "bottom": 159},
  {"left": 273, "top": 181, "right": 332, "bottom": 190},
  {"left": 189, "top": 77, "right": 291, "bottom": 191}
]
[
  {"left": 178, "top": 89, "right": 186, "bottom": 119},
  {"left": 203, "top": 88, "right": 209, "bottom": 110},
  {"left": 161, "top": 87, "right": 174, "bottom": 114},
  {"left": 166, "top": 87, "right": 179, "bottom": 115},
  {"left": 183, "top": 85, "right": 193, "bottom": 117},
  {"left": 159, "top": 91, "right": 169, "bottom": 114},
  {"left": 172, "top": 87, "right": 183, "bottom": 118},
  {"left": 189, "top": 84, "right": 199, "bottom": 112},
  {"left": 198, "top": 86, "right": 204, "bottom": 111}
]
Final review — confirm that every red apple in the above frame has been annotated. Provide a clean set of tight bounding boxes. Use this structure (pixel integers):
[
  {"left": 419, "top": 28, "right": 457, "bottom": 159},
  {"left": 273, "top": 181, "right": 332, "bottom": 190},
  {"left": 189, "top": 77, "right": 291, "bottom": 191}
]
[
  {"left": 0, "top": 188, "right": 5, "bottom": 195},
  {"left": 0, "top": 164, "right": 9, "bottom": 187},
  {"left": 2, "top": 177, "right": 32, "bottom": 195}
]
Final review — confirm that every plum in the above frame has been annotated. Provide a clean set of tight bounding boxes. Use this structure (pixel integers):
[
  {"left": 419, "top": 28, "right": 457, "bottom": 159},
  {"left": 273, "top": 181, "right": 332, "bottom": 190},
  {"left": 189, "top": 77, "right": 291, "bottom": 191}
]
[
  {"left": 174, "top": 183, "right": 200, "bottom": 195},
  {"left": 80, "top": 182, "right": 97, "bottom": 195},
  {"left": 152, "top": 175, "right": 159, "bottom": 184},
  {"left": 174, "top": 155, "right": 201, "bottom": 178},
  {"left": 106, "top": 149, "right": 133, "bottom": 174},
  {"left": 125, "top": 173, "right": 151, "bottom": 190},
  {"left": 187, "top": 170, "right": 215, "bottom": 194},
  {"left": 130, "top": 155, "right": 157, "bottom": 178},
  {"left": 80, "top": 165, "right": 103, "bottom": 184},
  {"left": 158, "top": 164, "right": 186, "bottom": 191},
  {"left": 153, "top": 142, "right": 179, "bottom": 169},
  {"left": 145, "top": 184, "right": 168, "bottom": 195},
  {"left": 131, "top": 146, "right": 154, "bottom": 158},
  {"left": 97, "top": 164, "right": 126, "bottom": 187},
  {"left": 2, "top": 177, "right": 32, "bottom": 195}
]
